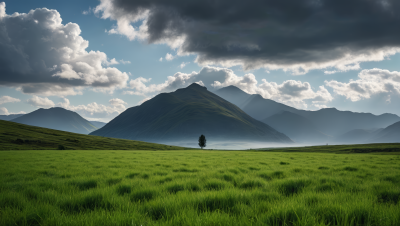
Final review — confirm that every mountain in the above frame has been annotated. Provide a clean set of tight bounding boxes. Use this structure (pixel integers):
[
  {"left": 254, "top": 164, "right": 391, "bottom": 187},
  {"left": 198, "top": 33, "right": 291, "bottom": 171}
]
[
  {"left": 0, "top": 114, "right": 24, "bottom": 121},
  {"left": 214, "top": 85, "right": 252, "bottom": 107},
  {"left": 334, "top": 129, "right": 382, "bottom": 144},
  {"left": 263, "top": 111, "right": 331, "bottom": 144},
  {"left": 12, "top": 107, "right": 98, "bottom": 134},
  {"left": 215, "top": 86, "right": 299, "bottom": 119},
  {"left": 241, "top": 94, "right": 300, "bottom": 120},
  {"left": 369, "top": 121, "right": 400, "bottom": 143},
  {"left": 90, "top": 121, "right": 106, "bottom": 129},
  {"left": 215, "top": 86, "right": 400, "bottom": 137},
  {"left": 298, "top": 108, "right": 400, "bottom": 137},
  {"left": 91, "top": 83, "right": 292, "bottom": 143}
]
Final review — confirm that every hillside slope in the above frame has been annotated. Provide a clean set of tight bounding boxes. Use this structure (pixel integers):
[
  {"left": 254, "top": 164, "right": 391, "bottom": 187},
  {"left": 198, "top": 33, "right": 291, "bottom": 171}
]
[
  {"left": 91, "top": 83, "right": 292, "bottom": 143},
  {"left": 90, "top": 121, "right": 107, "bottom": 129},
  {"left": 369, "top": 121, "right": 400, "bottom": 143},
  {"left": 0, "top": 120, "right": 187, "bottom": 150},
  {"left": 12, "top": 107, "right": 98, "bottom": 134}
]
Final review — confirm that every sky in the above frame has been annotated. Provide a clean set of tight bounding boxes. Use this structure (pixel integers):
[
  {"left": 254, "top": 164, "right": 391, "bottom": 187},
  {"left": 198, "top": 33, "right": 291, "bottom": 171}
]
[{"left": 1, "top": 0, "right": 400, "bottom": 122}]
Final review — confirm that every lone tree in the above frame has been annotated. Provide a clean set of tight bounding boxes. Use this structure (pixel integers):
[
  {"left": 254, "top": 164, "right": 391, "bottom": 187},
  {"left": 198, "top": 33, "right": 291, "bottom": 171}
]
[{"left": 198, "top": 134, "right": 206, "bottom": 149}]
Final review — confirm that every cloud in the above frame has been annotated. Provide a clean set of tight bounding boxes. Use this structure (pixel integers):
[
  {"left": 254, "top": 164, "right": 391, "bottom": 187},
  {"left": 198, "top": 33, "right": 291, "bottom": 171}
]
[
  {"left": 0, "top": 3, "right": 129, "bottom": 96},
  {"left": 325, "top": 68, "right": 400, "bottom": 101},
  {"left": 165, "top": 53, "right": 174, "bottom": 61},
  {"left": 159, "top": 57, "right": 163, "bottom": 62},
  {"left": 82, "top": 7, "right": 92, "bottom": 15},
  {"left": 324, "top": 71, "right": 338, "bottom": 75},
  {"left": 0, "top": 107, "right": 9, "bottom": 115},
  {"left": 120, "top": 59, "right": 131, "bottom": 64},
  {"left": 95, "top": 0, "right": 400, "bottom": 74},
  {"left": 0, "top": 2, "right": 4, "bottom": 19},
  {"left": 0, "top": 96, "right": 20, "bottom": 105},
  {"left": 109, "top": 98, "right": 127, "bottom": 106},
  {"left": 26, "top": 96, "right": 55, "bottom": 108},
  {"left": 56, "top": 97, "right": 127, "bottom": 119},
  {"left": 179, "top": 62, "right": 189, "bottom": 68},
  {"left": 104, "top": 58, "right": 120, "bottom": 66},
  {"left": 128, "top": 66, "right": 333, "bottom": 109}
]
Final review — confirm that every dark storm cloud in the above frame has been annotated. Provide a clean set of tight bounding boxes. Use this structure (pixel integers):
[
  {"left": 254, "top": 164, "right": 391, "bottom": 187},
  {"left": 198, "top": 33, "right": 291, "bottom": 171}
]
[{"left": 97, "top": 0, "right": 400, "bottom": 73}]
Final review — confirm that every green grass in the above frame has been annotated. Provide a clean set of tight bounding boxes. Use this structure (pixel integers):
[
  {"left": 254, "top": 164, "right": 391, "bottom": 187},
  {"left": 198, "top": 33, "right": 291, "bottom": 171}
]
[
  {"left": 0, "top": 120, "right": 189, "bottom": 150},
  {"left": 255, "top": 143, "right": 400, "bottom": 154},
  {"left": 1, "top": 150, "right": 400, "bottom": 225}
]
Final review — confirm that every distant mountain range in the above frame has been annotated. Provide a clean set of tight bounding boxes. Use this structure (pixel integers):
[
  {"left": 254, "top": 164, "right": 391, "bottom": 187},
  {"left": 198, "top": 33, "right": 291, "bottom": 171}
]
[
  {"left": 0, "top": 114, "right": 24, "bottom": 121},
  {"left": 1, "top": 84, "right": 398, "bottom": 145},
  {"left": 91, "top": 83, "right": 292, "bottom": 143},
  {"left": 215, "top": 86, "right": 400, "bottom": 143},
  {"left": 263, "top": 111, "right": 331, "bottom": 144},
  {"left": 11, "top": 107, "right": 99, "bottom": 134},
  {"left": 370, "top": 121, "right": 400, "bottom": 143},
  {"left": 334, "top": 129, "right": 382, "bottom": 144}
]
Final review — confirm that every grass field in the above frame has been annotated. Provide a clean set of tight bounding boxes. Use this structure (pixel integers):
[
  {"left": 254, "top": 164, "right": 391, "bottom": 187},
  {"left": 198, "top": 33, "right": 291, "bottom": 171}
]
[{"left": 1, "top": 150, "right": 400, "bottom": 226}]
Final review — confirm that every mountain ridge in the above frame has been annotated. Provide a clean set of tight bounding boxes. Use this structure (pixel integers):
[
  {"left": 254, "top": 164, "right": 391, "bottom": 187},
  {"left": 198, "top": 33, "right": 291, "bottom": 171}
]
[
  {"left": 215, "top": 85, "right": 400, "bottom": 139},
  {"left": 91, "top": 83, "right": 293, "bottom": 143},
  {"left": 12, "top": 107, "right": 98, "bottom": 134}
]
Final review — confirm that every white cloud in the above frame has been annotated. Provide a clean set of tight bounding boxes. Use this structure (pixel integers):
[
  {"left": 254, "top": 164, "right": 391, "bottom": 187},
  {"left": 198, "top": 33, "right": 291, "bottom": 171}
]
[
  {"left": 325, "top": 68, "right": 400, "bottom": 101},
  {"left": 0, "top": 107, "right": 25, "bottom": 115},
  {"left": 120, "top": 59, "right": 131, "bottom": 64},
  {"left": 109, "top": 98, "right": 127, "bottom": 106},
  {"left": 159, "top": 57, "right": 163, "bottom": 62},
  {"left": 0, "top": 2, "right": 5, "bottom": 19},
  {"left": 26, "top": 96, "right": 55, "bottom": 108},
  {"left": 128, "top": 66, "right": 333, "bottom": 109},
  {"left": 57, "top": 97, "right": 127, "bottom": 119},
  {"left": 105, "top": 58, "right": 119, "bottom": 66},
  {"left": 0, "top": 4, "right": 129, "bottom": 96},
  {"left": 82, "top": 7, "right": 92, "bottom": 15},
  {"left": 165, "top": 53, "right": 174, "bottom": 61},
  {"left": 324, "top": 71, "right": 338, "bottom": 75},
  {"left": 179, "top": 62, "right": 189, "bottom": 68},
  {"left": 0, "top": 96, "right": 20, "bottom": 105},
  {"left": 0, "top": 107, "right": 9, "bottom": 115}
]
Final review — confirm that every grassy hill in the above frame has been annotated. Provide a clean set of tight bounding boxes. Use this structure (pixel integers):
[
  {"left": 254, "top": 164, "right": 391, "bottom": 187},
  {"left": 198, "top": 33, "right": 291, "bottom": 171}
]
[{"left": 0, "top": 120, "right": 189, "bottom": 150}]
